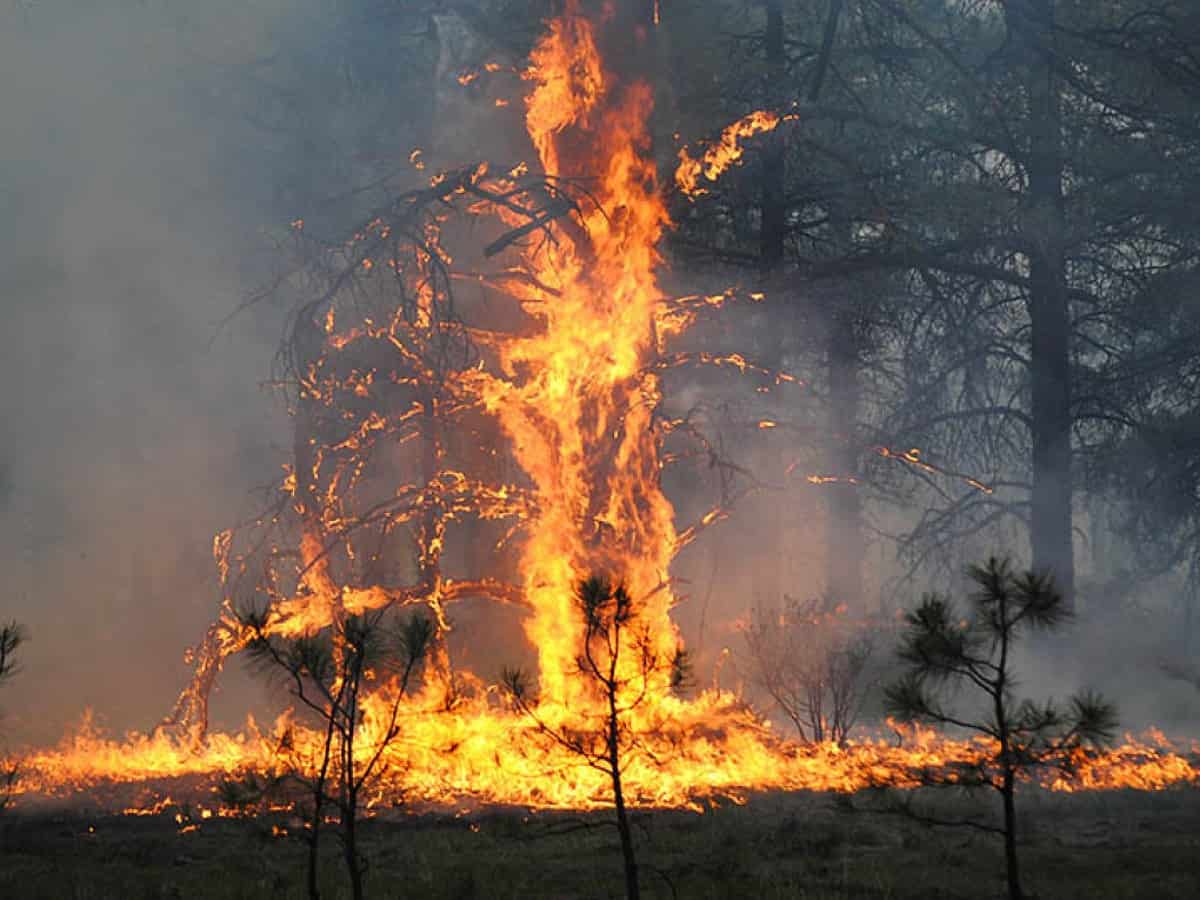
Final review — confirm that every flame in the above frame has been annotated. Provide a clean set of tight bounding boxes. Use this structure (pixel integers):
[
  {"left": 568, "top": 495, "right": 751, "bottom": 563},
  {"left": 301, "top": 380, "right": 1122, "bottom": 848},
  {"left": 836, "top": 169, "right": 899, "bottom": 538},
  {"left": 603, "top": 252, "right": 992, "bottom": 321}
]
[
  {"left": 675, "top": 110, "right": 788, "bottom": 198},
  {"left": 14, "top": 711, "right": 1197, "bottom": 813},
  {"left": 10, "top": 3, "right": 1198, "bottom": 817},
  {"left": 476, "top": 3, "right": 676, "bottom": 704}
]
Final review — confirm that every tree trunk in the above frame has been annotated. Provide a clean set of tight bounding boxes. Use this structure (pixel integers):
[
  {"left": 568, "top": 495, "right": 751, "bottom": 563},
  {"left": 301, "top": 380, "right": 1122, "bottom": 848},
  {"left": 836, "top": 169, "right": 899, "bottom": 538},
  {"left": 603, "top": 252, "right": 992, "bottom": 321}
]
[
  {"left": 754, "top": 0, "right": 790, "bottom": 606},
  {"left": 612, "top": 773, "right": 640, "bottom": 900},
  {"left": 1001, "top": 768, "right": 1023, "bottom": 900},
  {"left": 826, "top": 305, "right": 864, "bottom": 608},
  {"left": 1185, "top": 565, "right": 1198, "bottom": 659},
  {"left": 306, "top": 826, "right": 322, "bottom": 900},
  {"left": 343, "top": 805, "right": 363, "bottom": 900},
  {"left": 306, "top": 685, "right": 339, "bottom": 900},
  {"left": 608, "top": 697, "right": 640, "bottom": 899},
  {"left": 602, "top": 0, "right": 658, "bottom": 81},
  {"left": 804, "top": 1, "right": 863, "bottom": 611},
  {"left": 995, "top": 595, "right": 1022, "bottom": 899},
  {"left": 1014, "top": 0, "right": 1075, "bottom": 609}
]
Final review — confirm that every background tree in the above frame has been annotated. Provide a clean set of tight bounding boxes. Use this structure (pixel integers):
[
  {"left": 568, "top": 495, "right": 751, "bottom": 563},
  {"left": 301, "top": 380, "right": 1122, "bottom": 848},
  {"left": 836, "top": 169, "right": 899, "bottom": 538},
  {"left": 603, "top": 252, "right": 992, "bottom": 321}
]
[
  {"left": 239, "top": 607, "right": 433, "bottom": 900},
  {"left": 503, "top": 575, "right": 691, "bottom": 900},
  {"left": 661, "top": 1, "right": 1200, "bottom": 627},
  {"left": 884, "top": 556, "right": 1117, "bottom": 900}
]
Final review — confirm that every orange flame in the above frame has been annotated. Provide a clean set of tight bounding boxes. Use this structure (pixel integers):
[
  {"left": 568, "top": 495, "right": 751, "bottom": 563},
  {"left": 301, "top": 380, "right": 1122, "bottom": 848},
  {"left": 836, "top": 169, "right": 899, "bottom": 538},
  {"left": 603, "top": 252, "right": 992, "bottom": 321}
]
[{"left": 675, "top": 110, "right": 788, "bottom": 198}]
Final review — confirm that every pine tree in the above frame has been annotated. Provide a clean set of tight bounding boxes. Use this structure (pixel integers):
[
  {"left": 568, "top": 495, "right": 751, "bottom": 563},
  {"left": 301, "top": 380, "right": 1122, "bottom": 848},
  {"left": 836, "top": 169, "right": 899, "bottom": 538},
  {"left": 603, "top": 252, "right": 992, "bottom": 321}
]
[
  {"left": 885, "top": 557, "right": 1117, "bottom": 900},
  {"left": 504, "top": 574, "right": 690, "bottom": 900},
  {"left": 239, "top": 608, "right": 433, "bottom": 900}
]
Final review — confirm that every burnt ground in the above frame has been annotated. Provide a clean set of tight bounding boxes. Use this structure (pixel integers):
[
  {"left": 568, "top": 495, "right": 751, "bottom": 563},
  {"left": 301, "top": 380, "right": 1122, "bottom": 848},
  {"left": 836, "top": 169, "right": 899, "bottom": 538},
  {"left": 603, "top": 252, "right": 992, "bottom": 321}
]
[{"left": 1, "top": 787, "right": 1198, "bottom": 899}]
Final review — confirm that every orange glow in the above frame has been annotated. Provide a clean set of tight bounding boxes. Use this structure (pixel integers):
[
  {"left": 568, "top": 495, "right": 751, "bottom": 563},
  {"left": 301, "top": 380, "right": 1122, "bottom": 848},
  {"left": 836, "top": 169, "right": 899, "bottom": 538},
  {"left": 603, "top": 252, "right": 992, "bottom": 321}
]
[{"left": 14, "top": 713, "right": 1197, "bottom": 812}]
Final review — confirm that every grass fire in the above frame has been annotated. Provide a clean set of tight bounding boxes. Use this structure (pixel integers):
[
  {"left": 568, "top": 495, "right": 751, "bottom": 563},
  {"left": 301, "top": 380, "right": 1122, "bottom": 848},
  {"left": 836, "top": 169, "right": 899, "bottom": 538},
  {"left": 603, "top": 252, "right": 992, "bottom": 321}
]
[{"left": 4, "top": 2, "right": 1200, "bottom": 898}]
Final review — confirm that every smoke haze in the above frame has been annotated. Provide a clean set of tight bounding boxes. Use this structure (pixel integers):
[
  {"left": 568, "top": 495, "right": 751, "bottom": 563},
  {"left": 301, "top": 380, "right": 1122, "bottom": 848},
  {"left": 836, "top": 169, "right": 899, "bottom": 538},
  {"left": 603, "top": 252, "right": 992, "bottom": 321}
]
[{"left": 0, "top": 3, "right": 300, "bottom": 743}]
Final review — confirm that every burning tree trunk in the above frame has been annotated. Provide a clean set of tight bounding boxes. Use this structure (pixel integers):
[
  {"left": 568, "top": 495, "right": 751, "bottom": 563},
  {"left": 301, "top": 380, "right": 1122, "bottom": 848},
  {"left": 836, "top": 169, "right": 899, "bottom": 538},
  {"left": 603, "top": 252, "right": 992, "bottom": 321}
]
[{"left": 825, "top": 302, "right": 865, "bottom": 609}]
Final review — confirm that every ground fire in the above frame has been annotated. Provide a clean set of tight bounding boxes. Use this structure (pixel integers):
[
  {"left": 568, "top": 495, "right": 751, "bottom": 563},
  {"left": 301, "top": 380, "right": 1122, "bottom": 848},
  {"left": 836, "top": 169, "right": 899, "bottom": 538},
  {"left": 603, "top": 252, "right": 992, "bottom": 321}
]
[{"left": 7, "top": 1, "right": 1199, "bottom": 820}]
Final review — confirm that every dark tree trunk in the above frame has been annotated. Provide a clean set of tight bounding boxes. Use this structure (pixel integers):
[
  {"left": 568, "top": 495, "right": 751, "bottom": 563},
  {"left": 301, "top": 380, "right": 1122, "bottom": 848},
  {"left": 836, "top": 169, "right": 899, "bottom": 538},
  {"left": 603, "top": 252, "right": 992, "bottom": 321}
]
[
  {"left": 306, "top": 827, "right": 322, "bottom": 900},
  {"left": 1014, "top": 0, "right": 1075, "bottom": 609},
  {"left": 809, "top": 1, "right": 859, "bottom": 609},
  {"left": 753, "top": 0, "right": 789, "bottom": 605},
  {"left": 612, "top": 774, "right": 640, "bottom": 900},
  {"left": 995, "top": 594, "right": 1023, "bottom": 900},
  {"left": 601, "top": 0, "right": 658, "bottom": 80},
  {"left": 826, "top": 308, "right": 864, "bottom": 607},
  {"left": 343, "top": 802, "right": 363, "bottom": 900},
  {"left": 1001, "top": 767, "right": 1022, "bottom": 900},
  {"left": 608, "top": 696, "right": 640, "bottom": 900},
  {"left": 1186, "top": 570, "right": 1198, "bottom": 657}
]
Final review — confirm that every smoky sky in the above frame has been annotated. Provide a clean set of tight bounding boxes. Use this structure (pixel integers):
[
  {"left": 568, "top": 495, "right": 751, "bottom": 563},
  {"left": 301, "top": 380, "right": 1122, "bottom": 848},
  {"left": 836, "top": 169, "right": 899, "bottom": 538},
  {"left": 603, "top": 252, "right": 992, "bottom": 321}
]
[{"left": 0, "top": 3, "right": 306, "bottom": 744}]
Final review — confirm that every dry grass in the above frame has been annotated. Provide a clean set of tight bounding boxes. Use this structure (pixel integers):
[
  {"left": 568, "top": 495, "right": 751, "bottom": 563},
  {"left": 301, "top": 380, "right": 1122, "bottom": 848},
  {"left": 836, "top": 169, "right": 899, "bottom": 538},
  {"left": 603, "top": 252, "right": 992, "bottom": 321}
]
[{"left": 2, "top": 787, "right": 1198, "bottom": 898}]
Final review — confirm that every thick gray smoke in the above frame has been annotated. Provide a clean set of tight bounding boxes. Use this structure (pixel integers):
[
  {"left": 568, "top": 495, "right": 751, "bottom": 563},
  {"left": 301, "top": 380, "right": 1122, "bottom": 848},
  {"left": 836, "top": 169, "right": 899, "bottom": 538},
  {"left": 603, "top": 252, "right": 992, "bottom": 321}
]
[{"left": 0, "top": 3, "right": 305, "bottom": 744}]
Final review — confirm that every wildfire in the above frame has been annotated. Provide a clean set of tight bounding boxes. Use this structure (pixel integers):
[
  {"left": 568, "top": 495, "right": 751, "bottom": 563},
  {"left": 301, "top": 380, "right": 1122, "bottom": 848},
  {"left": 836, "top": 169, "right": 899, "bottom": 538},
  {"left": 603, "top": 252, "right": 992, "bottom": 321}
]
[
  {"left": 675, "top": 109, "right": 793, "bottom": 198},
  {"left": 9, "top": 3, "right": 1197, "bottom": 818},
  {"left": 13, "top": 712, "right": 1197, "bottom": 813}
]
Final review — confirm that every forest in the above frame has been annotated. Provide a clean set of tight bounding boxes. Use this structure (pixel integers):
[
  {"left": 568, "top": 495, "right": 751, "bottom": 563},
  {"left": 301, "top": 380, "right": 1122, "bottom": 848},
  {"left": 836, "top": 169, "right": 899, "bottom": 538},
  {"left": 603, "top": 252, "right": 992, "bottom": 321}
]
[{"left": 2, "top": 1, "right": 1200, "bottom": 898}]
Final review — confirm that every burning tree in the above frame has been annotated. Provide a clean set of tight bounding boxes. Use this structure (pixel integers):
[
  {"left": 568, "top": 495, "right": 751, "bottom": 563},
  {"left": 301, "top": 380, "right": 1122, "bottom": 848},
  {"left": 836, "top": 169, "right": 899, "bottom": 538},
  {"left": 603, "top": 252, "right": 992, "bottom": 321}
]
[
  {"left": 168, "top": 2, "right": 696, "bottom": 737},
  {"left": 503, "top": 574, "right": 690, "bottom": 900},
  {"left": 97, "top": 0, "right": 965, "bottom": 820},
  {"left": 884, "top": 557, "right": 1118, "bottom": 900},
  {"left": 239, "top": 607, "right": 433, "bottom": 900},
  {"left": 160, "top": 0, "right": 780, "bottom": 776}
]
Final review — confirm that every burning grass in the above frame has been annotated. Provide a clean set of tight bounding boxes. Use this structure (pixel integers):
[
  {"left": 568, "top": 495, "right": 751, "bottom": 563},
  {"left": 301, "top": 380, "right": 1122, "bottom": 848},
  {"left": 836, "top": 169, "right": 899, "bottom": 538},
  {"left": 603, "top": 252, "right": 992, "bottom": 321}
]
[{"left": 10, "top": 709, "right": 1198, "bottom": 816}]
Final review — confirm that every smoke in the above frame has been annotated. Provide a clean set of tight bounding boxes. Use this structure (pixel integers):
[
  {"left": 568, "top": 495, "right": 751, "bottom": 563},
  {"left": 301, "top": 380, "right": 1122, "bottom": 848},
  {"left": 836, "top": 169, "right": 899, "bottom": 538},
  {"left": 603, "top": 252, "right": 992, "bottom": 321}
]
[{"left": 0, "top": 3, "right": 314, "bottom": 744}]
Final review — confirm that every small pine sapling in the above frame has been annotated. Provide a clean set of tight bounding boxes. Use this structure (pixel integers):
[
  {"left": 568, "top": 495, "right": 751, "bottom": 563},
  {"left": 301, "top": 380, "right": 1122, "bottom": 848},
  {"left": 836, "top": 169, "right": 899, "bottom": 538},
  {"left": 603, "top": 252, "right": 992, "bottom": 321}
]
[
  {"left": 503, "top": 574, "right": 689, "bottom": 900},
  {"left": 884, "top": 557, "right": 1117, "bottom": 900}
]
